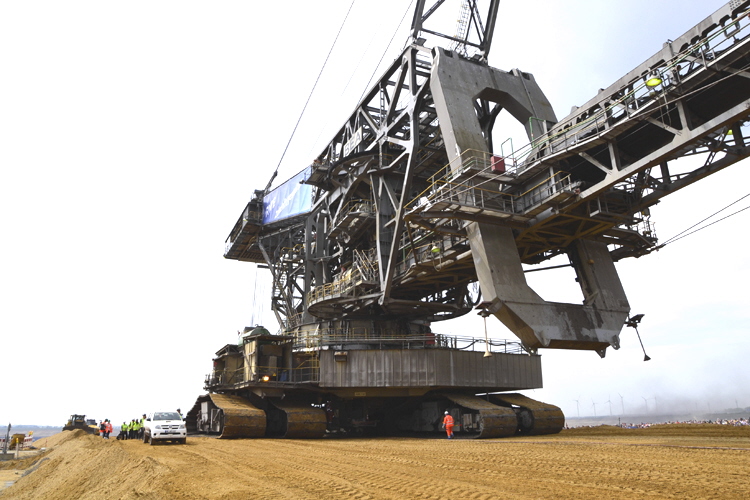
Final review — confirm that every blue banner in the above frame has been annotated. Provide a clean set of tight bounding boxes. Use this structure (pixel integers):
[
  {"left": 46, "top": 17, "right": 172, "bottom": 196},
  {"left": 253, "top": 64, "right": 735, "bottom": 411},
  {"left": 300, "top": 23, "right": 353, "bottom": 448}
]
[{"left": 262, "top": 167, "right": 313, "bottom": 224}]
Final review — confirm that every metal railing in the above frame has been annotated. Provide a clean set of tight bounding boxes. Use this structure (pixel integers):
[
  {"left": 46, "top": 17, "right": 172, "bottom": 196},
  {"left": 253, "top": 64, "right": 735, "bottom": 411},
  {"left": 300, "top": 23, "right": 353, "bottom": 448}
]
[
  {"left": 395, "top": 229, "right": 469, "bottom": 276},
  {"left": 337, "top": 198, "right": 375, "bottom": 220},
  {"left": 224, "top": 201, "right": 263, "bottom": 254},
  {"left": 519, "top": 6, "right": 750, "bottom": 167},
  {"left": 205, "top": 361, "right": 320, "bottom": 388},
  {"left": 307, "top": 267, "right": 371, "bottom": 304},
  {"left": 307, "top": 253, "right": 379, "bottom": 305},
  {"left": 408, "top": 150, "right": 517, "bottom": 210},
  {"left": 518, "top": 171, "right": 577, "bottom": 209},
  {"left": 290, "top": 328, "right": 527, "bottom": 355},
  {"left": 407, "top": 149, "right": 577, "bottom": 216}
]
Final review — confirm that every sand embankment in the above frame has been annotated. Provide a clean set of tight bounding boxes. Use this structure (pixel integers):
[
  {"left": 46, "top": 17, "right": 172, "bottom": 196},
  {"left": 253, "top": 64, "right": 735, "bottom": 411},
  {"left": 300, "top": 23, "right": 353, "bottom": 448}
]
[{"left": 2, "top": 425, "right": 749, "bottom": 499}]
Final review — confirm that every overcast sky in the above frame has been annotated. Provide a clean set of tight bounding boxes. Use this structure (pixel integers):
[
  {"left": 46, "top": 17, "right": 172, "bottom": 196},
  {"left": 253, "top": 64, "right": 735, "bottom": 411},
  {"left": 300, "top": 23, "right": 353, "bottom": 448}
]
[{"left": 2, "top": 0, "right": 748, "bottom": 426}]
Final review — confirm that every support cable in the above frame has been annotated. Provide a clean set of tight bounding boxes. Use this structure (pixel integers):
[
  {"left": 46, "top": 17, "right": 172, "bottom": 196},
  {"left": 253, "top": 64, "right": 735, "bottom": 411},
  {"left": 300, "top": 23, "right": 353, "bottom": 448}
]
[
  {"left": 357, "top": 0, "right": 415, "bottom": 104},
  {"left": 659, "top": 194, "right": 750, "bottom": 247},
  {"left": 251, "top": 266, "right": 259, "bottom": 326},
  {"left": 265, "top": 0, "right": 358, "bottom": 193},
  {"left": 308, "top": 28, "right": 379, "bottom": 158}
]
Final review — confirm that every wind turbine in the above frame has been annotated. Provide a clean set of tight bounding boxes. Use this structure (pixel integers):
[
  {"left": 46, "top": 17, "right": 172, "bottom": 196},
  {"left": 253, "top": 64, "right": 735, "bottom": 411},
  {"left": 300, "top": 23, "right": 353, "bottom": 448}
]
[
  {"left": 642, "top": 396, "right": 649, "bottom": 413},
  {"left": 591, "top": 399, "right": 597, "bottom": 417},
  {"left": 606, "top": 395, "right": 613, "bottom": 416},
  {"left": 573, "top": 398, "right": 580, "bottom": 417},
  {"left": 618, "top": 393, "right": 625, "bottom": 415}
]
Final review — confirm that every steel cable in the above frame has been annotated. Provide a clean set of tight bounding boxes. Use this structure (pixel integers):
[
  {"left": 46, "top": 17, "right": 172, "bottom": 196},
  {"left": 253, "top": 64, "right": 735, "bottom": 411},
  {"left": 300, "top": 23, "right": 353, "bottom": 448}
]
[
  {"left": 266, "top": 0, "right": 358, "bottom": 192},
  {"left": 659, "top": 193, "right": 750, "bottom": 247}
]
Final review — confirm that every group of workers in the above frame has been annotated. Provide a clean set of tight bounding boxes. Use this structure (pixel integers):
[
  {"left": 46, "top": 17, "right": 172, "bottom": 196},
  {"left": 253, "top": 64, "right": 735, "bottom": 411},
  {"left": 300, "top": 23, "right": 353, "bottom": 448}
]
[
  {"left": 117, "top": 414, "right": 147, "bottom": 440},
  {"left": 98, "top": 420, "right": 113, "bottom": 439}
]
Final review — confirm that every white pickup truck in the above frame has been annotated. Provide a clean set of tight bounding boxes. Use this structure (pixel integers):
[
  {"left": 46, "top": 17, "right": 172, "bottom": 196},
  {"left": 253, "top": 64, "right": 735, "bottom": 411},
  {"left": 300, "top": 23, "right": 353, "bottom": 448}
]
[{"left": 143, "top": 411, "right": 187, "bottom": 445}]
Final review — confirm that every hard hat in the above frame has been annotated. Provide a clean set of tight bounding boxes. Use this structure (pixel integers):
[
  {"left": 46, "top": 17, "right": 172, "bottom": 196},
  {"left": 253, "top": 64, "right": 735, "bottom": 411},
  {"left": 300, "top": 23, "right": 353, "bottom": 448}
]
[{"left": 444, "top": 411, "right": 449, "bottom": 414}]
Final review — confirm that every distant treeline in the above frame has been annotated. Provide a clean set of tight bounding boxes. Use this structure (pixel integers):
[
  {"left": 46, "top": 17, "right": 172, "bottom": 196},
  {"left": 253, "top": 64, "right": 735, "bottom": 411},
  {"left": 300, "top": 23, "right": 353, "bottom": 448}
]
[{"left": 4, "top": 426, "right": 63, "bottom": 440}]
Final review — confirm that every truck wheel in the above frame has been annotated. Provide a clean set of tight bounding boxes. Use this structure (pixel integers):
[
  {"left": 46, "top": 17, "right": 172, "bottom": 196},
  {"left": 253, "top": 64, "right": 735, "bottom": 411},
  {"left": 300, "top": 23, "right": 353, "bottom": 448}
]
[{"left": 179, "top": 438, "right": 186, "bottom": 444}]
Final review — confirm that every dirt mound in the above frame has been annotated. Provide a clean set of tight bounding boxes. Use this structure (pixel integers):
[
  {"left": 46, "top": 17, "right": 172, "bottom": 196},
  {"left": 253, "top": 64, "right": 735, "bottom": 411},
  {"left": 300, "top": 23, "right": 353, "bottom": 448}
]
[
  {"left": 4, "top": 432, "right": 171, "bottom": 500},
  {"left": 3, "top": 425, "right": 749, "bottom": 499},
  {"left": 31, "top": 429, "right": 94, "bottom": 449}
]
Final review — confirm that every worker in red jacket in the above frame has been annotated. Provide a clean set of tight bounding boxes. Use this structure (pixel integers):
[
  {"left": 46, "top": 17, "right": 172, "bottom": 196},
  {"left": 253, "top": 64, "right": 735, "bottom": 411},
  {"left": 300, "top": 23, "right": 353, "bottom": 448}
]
[
  {"left": 442, "top": 411, "right": 455, "bottom": 439},
  {"left": 104, "top": 420, "right": 113, "bottom": 439}
]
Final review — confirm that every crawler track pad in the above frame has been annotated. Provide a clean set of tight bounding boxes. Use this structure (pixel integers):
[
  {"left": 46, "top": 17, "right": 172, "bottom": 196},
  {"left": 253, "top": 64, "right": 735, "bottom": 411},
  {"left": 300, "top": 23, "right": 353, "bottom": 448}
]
[
  {"left": 490, "top": 393, "right": 564, "bottom": 435},
  {"left": 210, "top": 393, "right": 266, "bottom": 438},
  {"left": 267, "top": 400, "right": 327, "bottom": 438},
  {"left": 440, "top": 393, "right": 517, "bottom": 438}
]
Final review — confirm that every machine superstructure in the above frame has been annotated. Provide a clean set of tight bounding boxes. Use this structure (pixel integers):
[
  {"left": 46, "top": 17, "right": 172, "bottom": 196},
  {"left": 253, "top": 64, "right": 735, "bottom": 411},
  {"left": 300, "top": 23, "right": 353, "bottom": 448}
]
[{"left": 189, "top": 0, "right": 750, "bottom": 438}]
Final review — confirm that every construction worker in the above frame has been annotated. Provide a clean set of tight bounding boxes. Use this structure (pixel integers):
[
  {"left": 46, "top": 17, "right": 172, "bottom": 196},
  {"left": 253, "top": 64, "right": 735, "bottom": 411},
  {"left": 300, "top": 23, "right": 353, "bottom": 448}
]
[
  {"left": 119, "top": 421, "right": 129, "bottom": 440},
  {"left": 139, "top": 414, "right": 147, "bottom": 440},
  {"left": 442, "top": 410, "right": 455, "bottom": 439},
  {"left": 129, "top": 419, "right": 137, "bottom": 440},
  {"left": 99, "top": 420, "right": 106, "bottom": 438},
  {"left": 105, "top": 419, "right": 113, "bottom": 439},
  {"left": 134, "top": 418, "right": 141, "bottom": 440}
]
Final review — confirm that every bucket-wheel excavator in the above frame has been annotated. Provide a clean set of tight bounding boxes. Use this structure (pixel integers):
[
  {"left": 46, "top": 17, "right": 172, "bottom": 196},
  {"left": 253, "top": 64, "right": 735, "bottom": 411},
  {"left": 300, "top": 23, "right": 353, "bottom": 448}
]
[{"left": 189, "top": 0, "right": 750, "bottom": 438}]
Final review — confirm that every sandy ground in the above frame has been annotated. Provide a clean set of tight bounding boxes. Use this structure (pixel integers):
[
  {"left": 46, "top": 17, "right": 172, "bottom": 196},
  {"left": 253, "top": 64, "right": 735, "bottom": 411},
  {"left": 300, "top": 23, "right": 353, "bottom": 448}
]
[{"left": 1, "top": 425, "right": 749, "bottom": 499}]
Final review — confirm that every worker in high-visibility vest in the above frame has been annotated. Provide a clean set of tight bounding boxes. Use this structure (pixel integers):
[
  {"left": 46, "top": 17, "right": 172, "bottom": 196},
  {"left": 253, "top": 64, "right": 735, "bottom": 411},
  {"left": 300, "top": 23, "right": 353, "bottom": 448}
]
[
  {"left": 139, "top": 414, "right": 146, "bottom": 440},
  {"left": 120, "top": 421, "right": 129, "bottom": 440},
  {"left": 442, "top": 411, "right": 455, "bottom": 439}
]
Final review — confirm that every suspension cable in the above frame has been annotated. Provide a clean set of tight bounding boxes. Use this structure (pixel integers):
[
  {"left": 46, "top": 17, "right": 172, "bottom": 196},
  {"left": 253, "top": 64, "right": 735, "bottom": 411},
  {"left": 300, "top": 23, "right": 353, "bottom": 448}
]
[
  {"left": 308, "top": 28, "right": 380, "bottom": 158},
  {"left": 265, "top": 0, "right": 358, "bottom": 193},
  {"left": 659, "top": 193, "right": 750, "bottom": 247},
  {"left": 357, "top": 0, "right": 415, "bottom": 104}
]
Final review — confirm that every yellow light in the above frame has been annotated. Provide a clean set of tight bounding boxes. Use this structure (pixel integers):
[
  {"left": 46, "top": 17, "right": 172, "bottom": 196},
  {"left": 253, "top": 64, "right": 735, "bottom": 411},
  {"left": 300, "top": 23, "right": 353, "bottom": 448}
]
[
  {"left": 645, "top": 74, "right": 662, "bottom": 87},
  {"left": 262, "top": 375, "right": 270, "bottom": 382}
]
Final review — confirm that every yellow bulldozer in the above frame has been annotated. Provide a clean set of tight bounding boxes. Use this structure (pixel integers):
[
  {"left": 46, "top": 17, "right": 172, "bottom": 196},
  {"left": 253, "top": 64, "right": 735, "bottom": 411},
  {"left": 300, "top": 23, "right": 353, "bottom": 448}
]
[{"left": 63, "top": 414, "right": 99, "bottom": 435}]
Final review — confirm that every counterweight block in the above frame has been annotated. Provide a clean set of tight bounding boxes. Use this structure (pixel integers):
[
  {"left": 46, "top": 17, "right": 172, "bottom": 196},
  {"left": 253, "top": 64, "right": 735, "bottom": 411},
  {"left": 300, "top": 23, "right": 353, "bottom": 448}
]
[{"left": 468, "top": 223, "right": 630, "bottom": 355}]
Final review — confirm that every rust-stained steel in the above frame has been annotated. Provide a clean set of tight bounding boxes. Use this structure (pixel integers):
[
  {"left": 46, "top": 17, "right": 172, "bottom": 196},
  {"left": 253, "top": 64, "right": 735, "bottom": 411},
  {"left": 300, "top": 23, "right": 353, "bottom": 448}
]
[
  {"left": 268, "top": 399, "right": 327, "bottom": 438},
  {"left": 490, "top": 393, "right": 565, "bottom": 435},
  {"left": 209, "top": 393, "right": 266, "bottom": 438},
  {"left": 440, "top": 393, "right": 517, "bottom": 438}
]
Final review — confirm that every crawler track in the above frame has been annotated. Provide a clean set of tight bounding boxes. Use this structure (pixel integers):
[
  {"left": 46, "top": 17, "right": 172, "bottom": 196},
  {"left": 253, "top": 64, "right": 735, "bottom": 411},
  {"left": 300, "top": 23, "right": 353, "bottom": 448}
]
[
  {"left": 188, "top": 394, "right": 266, "bottom": 438},
  {"left": 490, "top": 393, "right": 565, "bottom": 435},
  {"left": 440, "top": 393, "right": 517, "bottom": 438},
  {"left": 267, "top": 400, "right": 327, "bottom": 438}
]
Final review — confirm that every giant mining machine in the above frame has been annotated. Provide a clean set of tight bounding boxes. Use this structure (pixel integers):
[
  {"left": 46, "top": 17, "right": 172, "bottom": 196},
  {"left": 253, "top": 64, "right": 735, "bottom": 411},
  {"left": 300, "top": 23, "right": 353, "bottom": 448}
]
[{"left": 189, "top": 0, "right": 750, "bottom": 438}]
